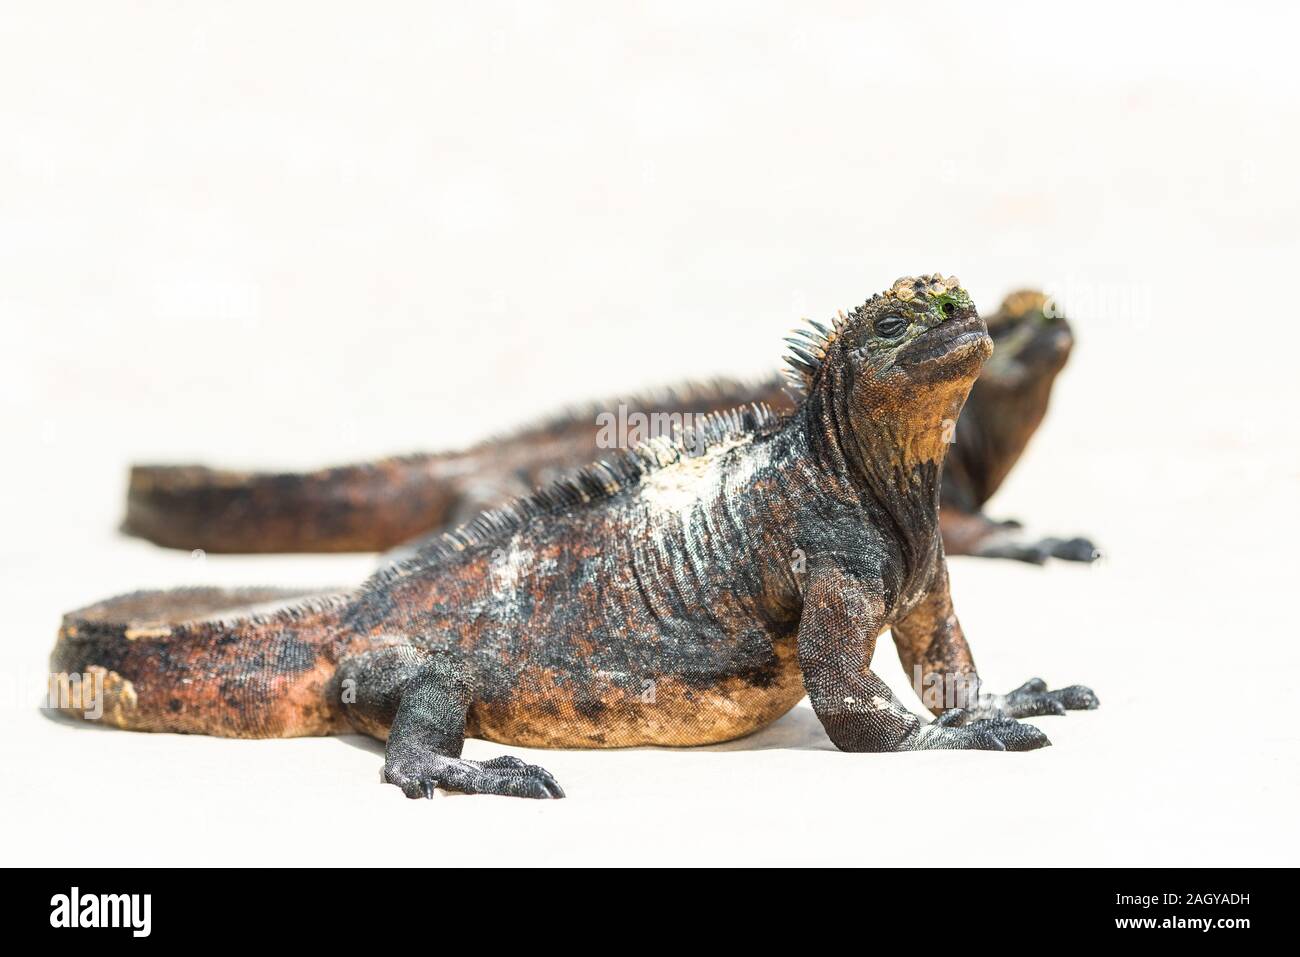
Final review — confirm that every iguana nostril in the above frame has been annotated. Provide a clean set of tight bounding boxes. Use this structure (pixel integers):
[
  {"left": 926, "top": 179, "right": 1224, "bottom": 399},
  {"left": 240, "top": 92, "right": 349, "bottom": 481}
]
[{"left": 941, "top": 301, "right": 956, "bottom": 318}]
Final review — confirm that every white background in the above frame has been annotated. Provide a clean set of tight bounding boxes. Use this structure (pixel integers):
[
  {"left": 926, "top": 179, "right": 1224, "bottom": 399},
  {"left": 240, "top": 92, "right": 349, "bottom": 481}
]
[{"left": 2, "top": 1, "right": 1297, "bottom": 865}]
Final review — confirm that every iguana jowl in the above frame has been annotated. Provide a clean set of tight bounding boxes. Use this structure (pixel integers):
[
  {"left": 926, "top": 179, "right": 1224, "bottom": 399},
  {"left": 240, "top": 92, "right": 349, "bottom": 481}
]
[
  {"left": 52, "top": 275, "right": 1098, "bottom": 799},
  {"left": 121, "top": 291, "right": 1098, "bottom": 564}
]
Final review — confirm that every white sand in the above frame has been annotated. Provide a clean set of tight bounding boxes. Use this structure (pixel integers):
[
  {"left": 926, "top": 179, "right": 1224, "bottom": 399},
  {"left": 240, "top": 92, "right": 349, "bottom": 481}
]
[{"left": 2, "top": 2, "right": 1297, "bottom": 865}]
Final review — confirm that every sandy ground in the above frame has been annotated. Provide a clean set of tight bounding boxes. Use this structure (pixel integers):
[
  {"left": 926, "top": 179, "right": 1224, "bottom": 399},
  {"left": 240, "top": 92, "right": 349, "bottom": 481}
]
[{"left": 3, "top": 2, "right": 1298, "bottom": 866}]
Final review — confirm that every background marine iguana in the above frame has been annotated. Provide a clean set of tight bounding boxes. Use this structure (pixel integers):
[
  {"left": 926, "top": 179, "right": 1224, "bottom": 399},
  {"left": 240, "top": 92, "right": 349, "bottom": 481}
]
[
  {"left": 121, "top": 291, "right": 1098, "bottom": 564},
  {"left": 937, "top": 290, "right": 1098, "bottom": 563},
  {"left": 51, "top": 275, "right": 1098, "bottom": 799}
]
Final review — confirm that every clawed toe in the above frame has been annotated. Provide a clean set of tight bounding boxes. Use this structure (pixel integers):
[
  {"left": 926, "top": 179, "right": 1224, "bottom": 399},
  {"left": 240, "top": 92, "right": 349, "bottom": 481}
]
[
  {"left": 1054, "top": 684, "right": 1100, "bottom": 710},
  {"left": 1017, "top": 693, "right": 1068, "bottom": 716},
  {"left": 965, "top": 717, "right": 1050, "bottom": 751},
  {"left": 385, "top": 754, "right": 565, "bottom": 800},
  {"left": 997, "top": 678, "right": 1100, "bottom": 718},
  {"left": 479, "top": 760, "right": 566, "bottom": 799},
  {"left": 916, "top": 711, "right": 1051, "bottom": 751}
]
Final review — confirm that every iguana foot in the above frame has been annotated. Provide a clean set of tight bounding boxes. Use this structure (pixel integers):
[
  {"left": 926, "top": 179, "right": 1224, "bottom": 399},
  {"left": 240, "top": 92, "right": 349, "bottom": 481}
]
[
  {"left": 975, "top": 677, "right": 1099, "bottom": 719},
  {"left": 385, "top": 753, "right": 565, "bottom": 799},
  {"left": 908, "top": 709, "right": 1051, "bottom": 751},
  {"left": 1039, "top": 536, "right": 1102, "bottom": 562},
  {"left": 974, "top": 535, "right": 1101, "bottom": 564}
]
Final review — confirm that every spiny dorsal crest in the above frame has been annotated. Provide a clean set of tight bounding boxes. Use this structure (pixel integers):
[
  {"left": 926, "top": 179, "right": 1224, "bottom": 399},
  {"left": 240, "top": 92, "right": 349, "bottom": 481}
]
[
  {"left": 782, "top": 273, "right": 963, "bottom": 394},
  {"left": 371, "top": 402, "right": 782, "bottom": 586}
]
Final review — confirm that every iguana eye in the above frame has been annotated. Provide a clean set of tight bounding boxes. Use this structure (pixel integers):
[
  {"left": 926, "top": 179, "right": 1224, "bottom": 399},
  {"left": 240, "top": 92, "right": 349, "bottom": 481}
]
[{"left": 874, "top": 314, "right": 907, "bottom": 339}]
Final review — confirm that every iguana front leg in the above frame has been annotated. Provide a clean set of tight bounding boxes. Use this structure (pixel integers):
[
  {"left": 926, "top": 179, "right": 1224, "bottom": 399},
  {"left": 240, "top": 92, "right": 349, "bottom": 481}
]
[
  {"left": 796, "top": 562, "right": 1048, "bottom": 752},
  {"left": 335, "top": 646, "right": 564, "bottom": 799},
  {"left": 890, "top": 562, "right": 1099, "bottom": 720}
]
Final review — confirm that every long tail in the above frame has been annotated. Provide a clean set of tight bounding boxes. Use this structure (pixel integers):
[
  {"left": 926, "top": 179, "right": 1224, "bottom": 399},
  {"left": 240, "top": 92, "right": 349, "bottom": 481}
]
[
  {"left": 49, "top": 586, "right": 353, "bottom": 738},
  {"left": 123, "top": 458, "right": 456, "bottom": 553}
]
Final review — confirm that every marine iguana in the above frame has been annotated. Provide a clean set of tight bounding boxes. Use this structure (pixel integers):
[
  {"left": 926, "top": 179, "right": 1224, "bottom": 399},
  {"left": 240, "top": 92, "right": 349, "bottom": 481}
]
[
  {"left": 121, "top": 292, "right": 1098, "bottom": 564},
  {"left": 936, "top": 290, "right": 1098, "bottom": 563},
  {"left": 52, "top": 275, "right": 1098, "bottom": 799}
]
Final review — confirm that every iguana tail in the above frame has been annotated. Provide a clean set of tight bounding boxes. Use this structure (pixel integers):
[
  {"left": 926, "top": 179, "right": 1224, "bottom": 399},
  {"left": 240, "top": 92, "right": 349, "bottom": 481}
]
[
  {"left": 49, "top": 586, "right": 353, "bottom": 738},
  {"left": 123, "top": 458, "right": 457, "bottom": 553}
]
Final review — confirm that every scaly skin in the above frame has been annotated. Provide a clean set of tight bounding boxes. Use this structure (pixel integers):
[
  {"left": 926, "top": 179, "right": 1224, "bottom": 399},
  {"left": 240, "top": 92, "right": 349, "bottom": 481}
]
[
  {"left": 51, "top": 275, "right": 1098, "bottom": 799},
  {"left": 120, "top": 291, "right": 1098, "bottom": 564}
]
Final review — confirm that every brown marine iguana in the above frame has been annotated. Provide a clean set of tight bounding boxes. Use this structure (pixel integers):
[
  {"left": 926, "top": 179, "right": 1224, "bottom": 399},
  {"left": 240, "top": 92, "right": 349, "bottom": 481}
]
[
  {"left": 937, "top": 290, "right": 1097, "bottom": 563},
  {"left": 121, "top": 291, "right": 1098, "bottom": 564},
  {"left": 52, "top": 275, "right": 1098, "bottom": 799}
]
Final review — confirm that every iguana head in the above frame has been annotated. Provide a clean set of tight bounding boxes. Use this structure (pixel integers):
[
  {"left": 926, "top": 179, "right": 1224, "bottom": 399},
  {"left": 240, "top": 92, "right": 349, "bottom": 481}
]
[
  {"left": 980, "top": 289, "right": 1073, "bottom": 388},
  {"left": 786, "top": 273, "right": 991, "bottom": 402},
  {"left": 785, "top": 273, "right": 992, "bottom": 471}
]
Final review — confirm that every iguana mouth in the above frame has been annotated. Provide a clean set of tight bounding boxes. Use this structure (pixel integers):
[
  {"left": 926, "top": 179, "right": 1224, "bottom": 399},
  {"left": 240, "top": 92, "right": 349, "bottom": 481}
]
[
  {"left": 1005, "top": 322, "right": 1073, "bottom": 373},
  {"left": 898, "top": 313, "right": 991, "bottom": 369}
]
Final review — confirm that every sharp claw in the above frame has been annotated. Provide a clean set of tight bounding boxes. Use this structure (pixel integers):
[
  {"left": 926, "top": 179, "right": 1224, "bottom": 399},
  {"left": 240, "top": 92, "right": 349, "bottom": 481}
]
[
  {"left": 468, "top": 756, "right": 567, "bottom": 800},
  {"left": 423, "top": 780, "right": 435, "bottom": 800},
  {"left": 961, "top": 715, "right": 1052, "bottom": 752},
  {"left": 533, "top": 770, "right": 565, "bottom": 799},
  {"left": 537, "top": 771, "right": 565, "bottom": 799}
]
